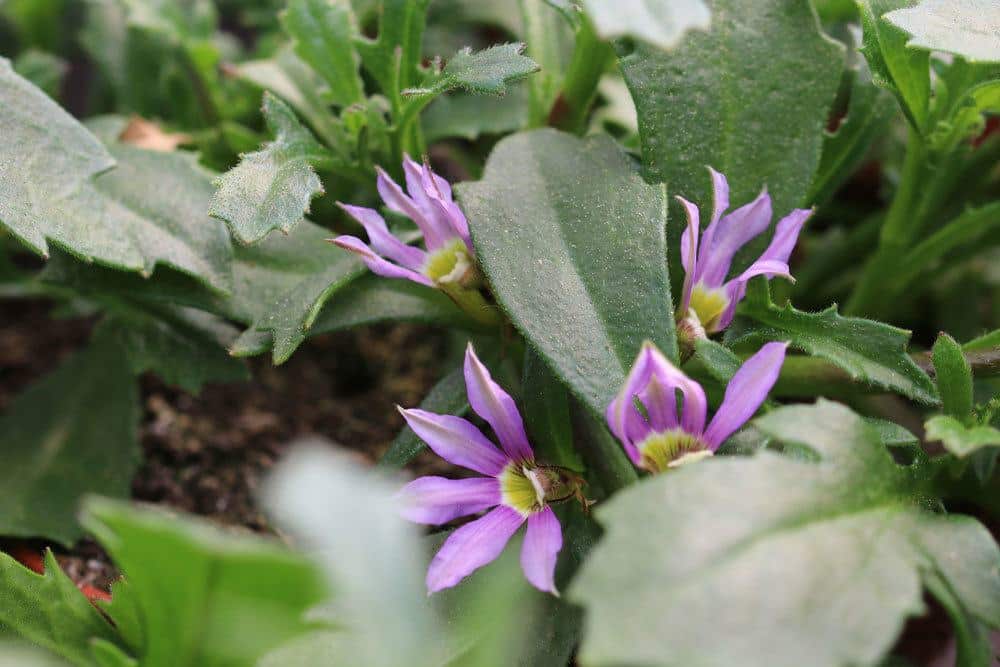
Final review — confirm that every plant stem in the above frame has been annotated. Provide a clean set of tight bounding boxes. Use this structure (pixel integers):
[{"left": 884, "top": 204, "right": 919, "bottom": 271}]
[
  {"left": 548, "top": 16, "right": 613, "bottom": 135},
  {"left": 845, "top": 127, "right": 928, "bottom": 316}
]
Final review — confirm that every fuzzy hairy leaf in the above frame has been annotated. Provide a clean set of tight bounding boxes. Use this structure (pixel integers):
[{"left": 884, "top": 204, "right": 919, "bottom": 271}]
[
  {"left": 0, "top": 335, "right": 139, "bottom": 545},
  {"left": 932, "top": 333, "right": 973, "bottom": 419},
  {"left": 571, "top": 401, "right": 1000, "bottom": 667},
  {"left": 0, "top": 551, "right": 122, "bottom": 666},
  {"left": 619, "top": 0, "right": 843, "bottom": 228},
  {"left": 925, "top": 416, "right": 1000, "bottom": 458},
  {"left": 727, "top": 281, "right": 938, "bottom": 404},
  {"left": 457, "top": 129, "right": 675, "bottom": 420},
  {"left": 886, "top": 0, "right": 1000, "bottom": 64},
  {"left": 583, "top": 0, "right": 710, "bottom": 50},
  {"left": 80, "top": 497, "right": 327, "bottom": 667},
  {"left": 406, "top": 43, "right": 539, "bottom": 99},
  {"left": 209, "top": 93, "right": 328, "bottom": 245},
  {"left": 281, "top": 0, "right": 364, "bottom": 107}
]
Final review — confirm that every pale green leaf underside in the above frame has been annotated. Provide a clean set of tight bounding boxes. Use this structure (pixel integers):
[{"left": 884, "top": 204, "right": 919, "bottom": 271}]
[
  {"left": 887, "top": 0, "right": 1000, "bottom": 63},
  {"left": 925, "top": 415, "right": 1000, "bottom": 457},
  {"left": 571, "top": 401, "right": 1000, "bottom": 667},
  {"left": 457, "top": 129, "right": 675, "bottom": 420},
  {"left": 583, "top": 0, "right": 711, "bottom": 50},
  {"left": 0, "top": 335, "right": 139, "bottom": 545}
]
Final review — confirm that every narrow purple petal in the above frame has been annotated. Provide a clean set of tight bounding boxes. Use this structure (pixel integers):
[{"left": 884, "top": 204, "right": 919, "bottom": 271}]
[
  {"left": 521, "top": 506, "right": 563, "bottom": 595},
  {"left": 697, "top": 190, "right": 773, "bottom": 288},
  {"left": 398, "top": 407, "right": 508, "bottom": 475},
  {"left": 332, "top": 236, "right": 434, "bottom": 287},
  {"left": 714, "top": 259, "right": 792, "bottom": 332},
  {"left": 398, "top": 476, "right": 501, "bottom": 525},
  {"left": 703, "top": 342, "right": 788, "bottom": 449},
  {"left": 677, "top": 196, "right": 700, "bottom": 311},
  {"left": 708, "top": 167, "right": 730, "bottom": 227},
  {"left": 606, "top": 345, "right": 657, "bottom": 463},
  {"left": 637, "top": 372, "right": 679, "bottom": 432},
  {"left": 409, "top": 158, "right": 471, "bottom": 246},
  {"left": 376, "top": 166, "right": 449, "bottom": 250},
  {"left": 755, "top": 207, "right": 811, "bottom": 266},
  {"left": 426, "top": 505, "right": 525, "bottom": 593},
  {"left": 338, "top": 203, "right": 427, "bottom": 270},
  {"left": 464, "top": 344, "right": 535, "bottom": 463}
]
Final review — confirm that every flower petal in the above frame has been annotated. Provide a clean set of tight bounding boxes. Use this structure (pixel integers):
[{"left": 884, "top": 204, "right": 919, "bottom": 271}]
[
  {"left": 703, "top": 342, "right": 788, "bottom": 449},
  {"left": 398, "top": 407, "right": 508, "bottom": 475},
  {"left": 638, "top": 372, "right": 679, "bottom": 432},
  {"left": 714, "top": 259, "right": 793, "bottom": 332},
  {"left": 332, "top": 236, "right": 434, "bottom": 287},
  {"left": 397, "top": 476, "right": 501, "bottom": 525},
  {"left": 338, "top": 203, "right": 427, "bottom": 270},
  {"left": 426, "top": 505, "right": 525, "bottom": 593},
  {"left": 408, "top": 157, "right": 471, "bottom": 244},
  {"left": 708, "top": 167, "right": 730, "bottom": 227},
  {"left": 755, "top": 207, "right": 811, "bottom": 266},
  {"left": 697, "top": 189, "right": 773, "bottom": 288},
  {"left": 376, "top": 166, "right": 449, "bottom": 250},
  {"left": 677, "top": 196, "right": 700, "bottom": 311},
  {"left": 521, "top": 506, "right": 563, "bottom": 595},
  {"left": 464, "top": 344, "right": 535, "bottom": 462}
]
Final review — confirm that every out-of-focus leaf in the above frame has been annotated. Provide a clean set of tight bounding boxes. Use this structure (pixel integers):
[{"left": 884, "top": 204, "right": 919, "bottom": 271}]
[
  {"left": 727, "top": 281, "right": 938, "bottom": 404},
  {"left": 619, "top": 0, "right": 843, "bottom": 238},
  {"left": 0, "top": 335, "right": 139, "bottom": 545},
  {"left": 925, "top": 415, "right": 1000, "bottom": 457},
  {"left": 422, "top": 87, "right": 528, "bottom": 142},
  {"left": 932, "top": 332, "right": 974, "bottom": 419},
  {"left": 80, "top": 497, "right": 327, "bottom": 667},
  {"left": 857, "top": 0, "right": 931, "bottom": 130},
  {"left": 209, "top": 93, "right": 329, "bottom": 245},
  {"left": 0, "top": 552, "right": 122, "bottom": 666},
  {"left": 583, "top": 0, "right": 710, "bottom": 50},
  {"left": 571, "top": 401, "right": 1000, "bottom": 667},
  {"left": 458, "top": 129, "right": 675, "bottom": 420},
  {"left": 886, "top": 0, "right": 1000, "bottom": 64},
  {"left": 12, "top": 49, "right": 67, "bottom": 98},
  {"left": 355, "top": 0, "right": 432, "bottom": 94},
  {"left": 930, "top": 79, "right": 1000, "bottom": 154},
  {"left": 281, "top": 0, "right": 364, "bottom": 107},
  {"left": 520, "top": 0, "right": 573, "bottom": 126}
]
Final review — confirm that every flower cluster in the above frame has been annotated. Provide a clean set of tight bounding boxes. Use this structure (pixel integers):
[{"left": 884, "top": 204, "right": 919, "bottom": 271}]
[{"left": 677, "top": 168, "right": 811, "bottom": 340}]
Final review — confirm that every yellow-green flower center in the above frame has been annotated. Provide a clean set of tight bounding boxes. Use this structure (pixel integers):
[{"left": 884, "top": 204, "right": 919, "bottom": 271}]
[
  {"left": 637, "top": 429, "right": 712, "bottom": 473},
  {"left": 499, "top": 463, "right": 587, "bottom": 516},
  {"left": 423, "top": 238, "right": 474, "bottom": 285},
  {"left": 687, "top": 284, "right": 730, "bottom": 333}
]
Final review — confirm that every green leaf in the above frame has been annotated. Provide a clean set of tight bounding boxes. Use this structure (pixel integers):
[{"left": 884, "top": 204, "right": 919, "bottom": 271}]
[
  {"left": 727, "top": 281, "right": 938, "bottom": 404},
  {"left": 209, "top": 93, "right": 328, "bottom": 245},
  {"left": 403, "top": 43, "right": 540, "bottom": 111},
  {"left": 857, "top": 0, "right": 932, "bottom": 130},
  {"left": 571, "top": 400, "right": 1000, "bottom": 667},
  {"left": 619, "top": 0, "right": 843, "bottom": 220},
  {"left": 926, "top": 415, "right": 1000, "bottom": 458},
  {"left": 120, "top": 0, "right": 217, "bottom": 42},
  {"left": 886, "top": 0, "right": 1000, "bottom": 64},
  {"left": 12, "top": 49, "right": 67, "bottom": 99},
  {"left": 582, "top": 0, "right": 711, "bottom": 50},
  {"left": 263, "top": 444, "right": 441, "bottom": 667},
  {"left": 520, "top": 0, "right": 574, "bottom": 126},
  {"left": 94, "top": 309, "right": 249, "bottom": 394},
  {"left": 281, "top": 0, "right": 365, "bottom": 107},
  {"left": 379, "top": 362, "right": 469, "bottom": 467},
  {"left": 421, "top": 87, "right": 529, "bottom": 142},
  {"left": 522, "top": 349, "right": 581, "bottom": 469},
  {"left": 930, "top": 79, "right": 1000, "bottom": 154},
  {"left": 80, "top": 497, "right": 327, "bottom": 667},
  {"left": 0, "top": 551, "right": 122, "bottom": 666},
  {"left": 692, "top": 337, "right": 743, "bottom": 384},
  {"left": 458, "top": 129, "right": 675, "bottom": 419},
  {"left": 0, "top": 335, "right": 139, "bottom": 545},
  {"left": 808, "top": 56, "right": 897, "bottom": 205},
  {"left": 932, "top": 333, "right": 974, "bottom": 419},
  {"left": 355, "top": 0, "right": 431, "bottom": 93},
  {"left": 964, "top": 328, "right": 1000, "bottom": 353}
]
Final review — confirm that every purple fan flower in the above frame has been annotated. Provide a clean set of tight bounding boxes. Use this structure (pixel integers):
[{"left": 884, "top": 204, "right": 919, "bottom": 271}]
[
  {"left": 607, "top": 341, "right": 788, "bottom": 472},
  {"left": 677, "top": 168, "right": 812, "bottom": 338},
  {"left": 333, "top": 157, "right": 498, "bottom": 324},
  {"left": 397, "top": 344, "right": 585, "bottom": 595}
]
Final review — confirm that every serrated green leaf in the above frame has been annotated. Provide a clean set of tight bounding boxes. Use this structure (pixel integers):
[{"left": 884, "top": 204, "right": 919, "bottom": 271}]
[
  {"left": 80, "top": 497, "right": 327, "bottom": 667},
  {"left": 0, "top": 551, "right": 122, "bottom": 666},
  {"left": 209, "top": 93, "right": 328, "bottom": 245},
  {"left": 727, "top": 281, "right": 938, "bottom": 404},
  {"left": 281, "top": 0, "right": 364, "bottom": 107},
  {"left": 457, "top": 129, "right": 675, "bottom": 420},
  {"left": 619, "top": 0, "right": 842, "bottom": 231},
  {"left": 583, "top": 0, "right": 710, "bottom": 50},
  {"left": 886, "top": 0, "right": 1000, "bottom": 64},
  {"left": 926, "top": 415, "right": 1000, "bottom": 457},
  {"left": 0, "top": 335, "right": 140, "bottom": 545},
  {"left": 857, "top": 0, "right": 932, "bottom": 130},
  {"left": 932, "top": 332, "right": 974, "bottom": 419},
  {"left": 571, "top": 401, "right": 1000, "bottom": 667},
  {"left": 931, "top": 79, "right": 1000, "bottom": 153},
  {"left": 94, "top": 308, "right": 249, "bottom": 394},
  {"left": 404, "top": 43, "right": 539, "bottom": 110},
  {"left": 355, "top": 0, "right": 431, "bottom": 94}
]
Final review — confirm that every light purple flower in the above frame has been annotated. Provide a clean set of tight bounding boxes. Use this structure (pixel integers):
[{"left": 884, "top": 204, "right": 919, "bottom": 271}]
[
  {"left": 607, "top": 341, "right": 788, "bottom": 472},
  {"left": 397, "top": 344, "right": 584, "bottom": 595},
  {"left": 333, "top": 156, "right": 476, "bottom": 289},
  {"left": 677, "top": 168, "right": 811, "bottom": 336}
]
